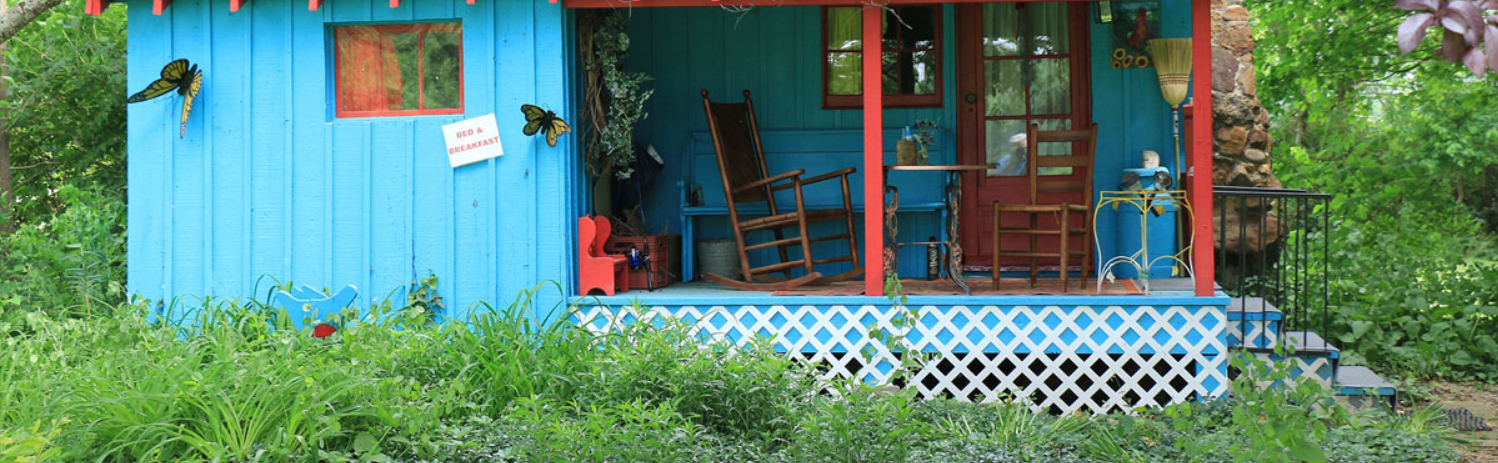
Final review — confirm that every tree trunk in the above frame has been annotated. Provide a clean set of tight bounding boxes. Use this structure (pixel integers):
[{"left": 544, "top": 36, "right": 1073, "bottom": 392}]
[{"left": 0, "top": 0, "right": 12, "bottom": 235}]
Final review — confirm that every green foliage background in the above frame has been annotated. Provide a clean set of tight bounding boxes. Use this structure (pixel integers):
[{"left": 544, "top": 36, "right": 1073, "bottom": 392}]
[
  {"left": 1250, "top": 0, "right": 1498, "bottom": 380},
  {"left": 0, "top": 0, "right": 128, "bottom": 316},
  {"left": 3, "top": 0, "right": 128, "bottom": 224}
]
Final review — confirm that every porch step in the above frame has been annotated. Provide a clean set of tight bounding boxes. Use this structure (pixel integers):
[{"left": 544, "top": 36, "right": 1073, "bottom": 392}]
[
  {"left": 1333, "top": 365, "right": 1398, "bottom": 411},
  {"left": 1249, "top": 330, "right": 1339, "bottom": 388},
  {"left": 1274, "top": 331, "right": 1339, "bottom": 357},
  {"left": 1334, "top": 365, "right": 1396, "bottom": 397},
  {"left": 1227, "top": 297, "right": 1282, "bottom": 349}
]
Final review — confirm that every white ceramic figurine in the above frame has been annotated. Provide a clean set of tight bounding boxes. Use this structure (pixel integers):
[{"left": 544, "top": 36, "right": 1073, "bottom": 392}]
[{"left": 1141, "top": 150, "right": 1161, "bottom": 169}]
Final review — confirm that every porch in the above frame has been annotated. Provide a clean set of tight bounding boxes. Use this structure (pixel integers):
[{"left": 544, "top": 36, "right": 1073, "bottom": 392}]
[{"left": 577, "top": 0, "right": 1217, "bottom": 299}]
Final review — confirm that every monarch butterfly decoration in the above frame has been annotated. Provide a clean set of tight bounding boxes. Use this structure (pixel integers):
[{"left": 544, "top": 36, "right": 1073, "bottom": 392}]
[
  {"left": 520, "top": 104, "right": 570, "bottom": 147},
  {"left": 127, "top": 59, "right": 204, "bottom": 138}
]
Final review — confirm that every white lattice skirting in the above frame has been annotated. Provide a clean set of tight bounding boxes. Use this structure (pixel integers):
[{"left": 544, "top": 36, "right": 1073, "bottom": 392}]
[
  {"left": 1227, "top": 317, "right": 1278, "bottom": 350},
  {"left": 572, "top": 303, "right": 1228, "bottom": 414}
]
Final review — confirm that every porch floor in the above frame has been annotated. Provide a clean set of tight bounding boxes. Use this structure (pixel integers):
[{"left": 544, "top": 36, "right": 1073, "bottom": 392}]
[{"left": 614, "top": 277, "right": 1200, "bottom": 298}]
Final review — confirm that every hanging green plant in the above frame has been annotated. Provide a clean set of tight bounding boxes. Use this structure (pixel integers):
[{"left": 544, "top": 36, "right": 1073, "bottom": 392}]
[{"left": 580, "top": 10, "right": 654, "bottom": 181}]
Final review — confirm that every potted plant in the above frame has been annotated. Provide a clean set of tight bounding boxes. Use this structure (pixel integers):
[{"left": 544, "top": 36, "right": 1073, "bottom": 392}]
[
  {"left": 897, "top": 119, "right": 939, "bottom": 165},
  {"left": 580, "top": 10, "right": 653, "bottom": 215}
]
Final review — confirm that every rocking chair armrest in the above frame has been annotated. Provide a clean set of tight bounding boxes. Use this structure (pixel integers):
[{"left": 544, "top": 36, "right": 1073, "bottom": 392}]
[
  {"left": 733, "top": 169, "right": 807, "bottom": 195},
  {"left": 772, "top": 167, "right": 856, "bottom": 191}
]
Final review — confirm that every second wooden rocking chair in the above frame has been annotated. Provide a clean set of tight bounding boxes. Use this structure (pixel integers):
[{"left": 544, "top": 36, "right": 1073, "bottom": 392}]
[{"left": 699, "top": 89, "right": 861, "bottom": 291}]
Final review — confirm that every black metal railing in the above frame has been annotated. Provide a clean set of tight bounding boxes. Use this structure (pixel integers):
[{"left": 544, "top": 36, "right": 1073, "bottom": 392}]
[{"left": 1213, "top": 186, "right": 1333, "bottom": 352}]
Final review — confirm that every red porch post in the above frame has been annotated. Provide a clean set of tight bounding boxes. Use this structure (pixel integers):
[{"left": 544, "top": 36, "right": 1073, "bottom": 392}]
[
  {"left": 862, "top": 5, "right": 885, "bottom": 296},
  {"left": 1191, "top": 0, "right": 1215, "bottom": 297}
]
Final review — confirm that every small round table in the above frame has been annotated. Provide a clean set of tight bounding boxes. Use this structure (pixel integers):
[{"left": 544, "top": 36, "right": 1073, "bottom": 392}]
[{"left": 884, "top": 165, "right": 991, "bottom": 294}]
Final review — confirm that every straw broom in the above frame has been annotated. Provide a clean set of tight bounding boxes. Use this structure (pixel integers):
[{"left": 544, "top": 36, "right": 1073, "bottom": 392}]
[
  {"left": 1147, "top": 38, "right": 1193, "bottom": 179},
  {"left": 1147, "top": 38, "right": 1192, "bottom": 276}
]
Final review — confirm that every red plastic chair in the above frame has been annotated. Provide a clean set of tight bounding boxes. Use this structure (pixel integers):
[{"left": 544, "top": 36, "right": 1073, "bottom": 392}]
[{"left": 578, "top": 216, "right": 630, "bottom": 296}]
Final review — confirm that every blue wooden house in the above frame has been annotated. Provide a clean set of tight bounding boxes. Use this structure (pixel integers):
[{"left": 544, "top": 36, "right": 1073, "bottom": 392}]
[{"left": 107, "top": 0, "right": 1393, "bottom": 413}]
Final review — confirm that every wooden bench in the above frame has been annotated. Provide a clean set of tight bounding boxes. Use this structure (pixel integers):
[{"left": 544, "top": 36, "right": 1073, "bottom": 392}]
[{"left": 679, "top": 129, "right": 953, "bottom": 281}]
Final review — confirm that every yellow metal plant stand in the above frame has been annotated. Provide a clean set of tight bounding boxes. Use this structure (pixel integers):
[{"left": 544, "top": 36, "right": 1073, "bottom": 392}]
[{"left": 1093, "top": 190, "right": 1196, "bottom": 295}]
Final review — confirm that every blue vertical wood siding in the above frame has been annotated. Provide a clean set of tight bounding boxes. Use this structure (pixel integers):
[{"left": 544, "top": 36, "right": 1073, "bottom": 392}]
[{"left": 127, "top": 0, "right": 578, "bottom": 321}]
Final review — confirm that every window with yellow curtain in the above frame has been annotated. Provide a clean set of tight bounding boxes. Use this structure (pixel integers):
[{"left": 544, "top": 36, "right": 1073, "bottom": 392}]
[{"left": 823, "top": 6, "right": 942, "bottom": 108}]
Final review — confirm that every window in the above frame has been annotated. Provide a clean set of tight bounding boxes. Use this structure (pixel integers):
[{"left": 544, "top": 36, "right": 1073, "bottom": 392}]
[
  {"left": 823, "top": 6, "right": 942, "bottom": 108},
  {"left": 334, "top": 22, "right": 463, "bottom": 118},
  {"left": 980, "top": 3, "right": 1084, "bottom": 177}
]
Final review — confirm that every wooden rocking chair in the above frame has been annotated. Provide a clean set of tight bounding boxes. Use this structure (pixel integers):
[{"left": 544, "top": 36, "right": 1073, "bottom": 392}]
[{"left": 699, "top": 89, "right": 861, "bottom": 291}]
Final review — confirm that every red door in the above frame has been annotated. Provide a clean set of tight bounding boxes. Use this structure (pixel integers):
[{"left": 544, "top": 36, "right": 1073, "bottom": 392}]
[{"left": 956, "top": 2, "right": 1092, "bottom": 269}]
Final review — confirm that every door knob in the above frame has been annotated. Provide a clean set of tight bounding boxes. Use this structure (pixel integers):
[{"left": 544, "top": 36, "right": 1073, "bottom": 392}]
[{"left": 965, "top": 93, "right": 978, "bottom": 104}]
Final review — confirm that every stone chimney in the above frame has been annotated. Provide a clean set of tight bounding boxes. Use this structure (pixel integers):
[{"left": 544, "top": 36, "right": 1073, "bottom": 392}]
[
  {"left": 1211, "top": 0, "right": 1278, "bottom": 189},
  {"left": 1211, "top": 0, "right": 1282, "bottom": 257}
]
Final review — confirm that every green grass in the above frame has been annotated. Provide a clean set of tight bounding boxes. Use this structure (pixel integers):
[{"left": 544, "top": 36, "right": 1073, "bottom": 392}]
[{"left": 0, "top": 283, "right": 1464, "bottom": 462}]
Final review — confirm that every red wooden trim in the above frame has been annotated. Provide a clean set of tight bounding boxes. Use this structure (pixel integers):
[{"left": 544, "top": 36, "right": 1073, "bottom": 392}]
[
  {"left": 332, "top": 23, "right": 466, "bottom": 119},
  {"left": 1190, "top": 0, "right": 1214, "bottom": 297},
  {"left": 337, "top": 108, "right": 466, "bottom": 117},
  {"left": 309, "top": 0, "right": 323, "bottom": 11},
  {"left": 821, "top": 6, "right": 944, "bottom": 110},
  {"left": 86, "top": 0, "right": 112, "bottom": 15},
  {"left": 862, "top": 5, "right": 884, "bottom": 296},
  {"left": 230, "top": 0, "right": 247, "bottom": 13},
  {"left": 153, "top": 0, "right": 171, "bottom": 15}
]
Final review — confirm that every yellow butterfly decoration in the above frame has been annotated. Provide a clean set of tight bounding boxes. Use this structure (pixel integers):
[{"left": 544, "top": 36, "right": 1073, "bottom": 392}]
[
  {"left": 521, "top": 104, "right": 570, "bottom": 147},
  {"left": 128, "top": 59, "right": 204, "bottom": 138}
]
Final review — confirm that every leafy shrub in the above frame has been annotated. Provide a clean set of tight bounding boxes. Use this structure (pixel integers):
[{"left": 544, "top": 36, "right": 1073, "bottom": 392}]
[
  {"left": 1280, "top": 143, "right": 1498, "bottom": 381},
  {"left": 785, "top": 385, "right": 930, "bottom": 463},
  {"left": 0, "top": 185, "right": 126, "bottom": 319},
  {"left": 574, "top": 315, "right": 817, "bottom": 441},
  {"left": 509, "top": 398, "right": 709, "bottom": 462},
  {"left": 445, "top": 289, "right": 599, "bottom": 414},
  {"left": 908, "top": 399, "right": 1096, "bottom": 463},
  {"left": 1323, "top": 428, "right": 1457, "bottom": 463},
  {"left": 0, "top": 420, "right": 64, "bottom": 463}
]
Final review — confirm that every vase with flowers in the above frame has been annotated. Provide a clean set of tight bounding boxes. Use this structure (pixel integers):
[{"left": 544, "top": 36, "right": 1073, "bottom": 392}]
[{"left": 912, "top": 119, "right": 939, "bottom": 165}]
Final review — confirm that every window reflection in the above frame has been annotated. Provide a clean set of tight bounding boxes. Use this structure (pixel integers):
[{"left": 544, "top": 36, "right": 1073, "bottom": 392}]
[
  {"left": 980, "top": 3, "right": 1075, "bottom": 177},
  {"left": 824, "top": 5, "right": 941, "bottom": 105}
]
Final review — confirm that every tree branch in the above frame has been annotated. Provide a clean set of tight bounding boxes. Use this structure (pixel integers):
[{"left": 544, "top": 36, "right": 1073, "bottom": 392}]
[{"left": 0, "top": 0, "right": 66, "bottom": 47}]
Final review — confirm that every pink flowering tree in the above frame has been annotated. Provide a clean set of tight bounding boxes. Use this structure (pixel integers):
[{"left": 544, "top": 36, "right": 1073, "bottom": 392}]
[{"left": 1396, "top": 0, "right": 1498, "bottom": 75}]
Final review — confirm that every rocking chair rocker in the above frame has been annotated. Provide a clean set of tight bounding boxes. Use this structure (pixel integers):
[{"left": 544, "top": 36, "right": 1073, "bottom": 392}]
[{"left": 699, "top": 89, "right": 861, "bottom": 291}]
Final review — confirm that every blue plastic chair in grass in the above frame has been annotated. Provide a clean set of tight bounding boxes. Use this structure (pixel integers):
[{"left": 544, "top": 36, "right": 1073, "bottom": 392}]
[{"left": 271, "top": 285, "right": 358, "bottom": 337}]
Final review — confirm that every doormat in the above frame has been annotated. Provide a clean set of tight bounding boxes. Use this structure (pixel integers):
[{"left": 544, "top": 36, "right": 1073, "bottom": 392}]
[{"left": 1444, "top": 407, "right": 1494, "bottom": 432}]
